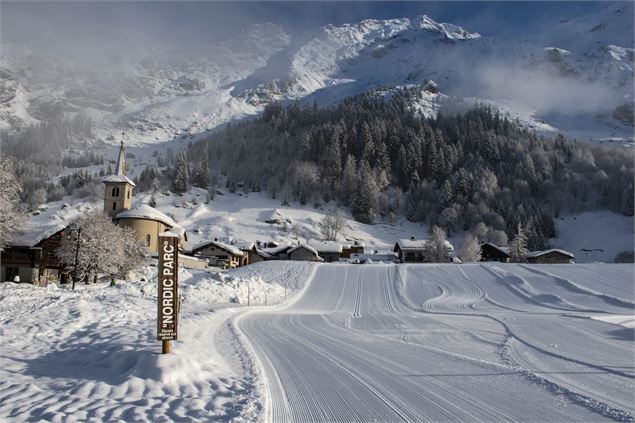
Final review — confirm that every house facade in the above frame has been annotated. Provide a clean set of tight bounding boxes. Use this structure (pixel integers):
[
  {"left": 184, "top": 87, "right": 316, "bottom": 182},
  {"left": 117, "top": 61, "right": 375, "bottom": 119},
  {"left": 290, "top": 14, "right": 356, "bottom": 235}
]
[
  {"left": 308, "top": 241, "right": 343, "bottom": 262},
  {"left": 288, "top": 244, "right": 320, "bottom": 261},
  {"left": 480, "top": 243, "right": 511, "bottom": 262},
  {"left": 1, "top": 227, "right": 70, "bottom": 285},
  {"left": 525, "top": 249, "right": 575, "bottom": 264},
  {"left": 189, "top": 240, "right": 246, "bottom": 269}
]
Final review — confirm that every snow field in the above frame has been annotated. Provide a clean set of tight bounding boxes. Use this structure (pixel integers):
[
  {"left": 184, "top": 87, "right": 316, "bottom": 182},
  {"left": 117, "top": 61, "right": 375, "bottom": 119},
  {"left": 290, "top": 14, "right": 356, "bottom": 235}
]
[
  {"left": 0, "top": 261, "right": 312, "bottom": 422},
  {"left": 237, "top": 263, "right": 634, "bottom": 422}
]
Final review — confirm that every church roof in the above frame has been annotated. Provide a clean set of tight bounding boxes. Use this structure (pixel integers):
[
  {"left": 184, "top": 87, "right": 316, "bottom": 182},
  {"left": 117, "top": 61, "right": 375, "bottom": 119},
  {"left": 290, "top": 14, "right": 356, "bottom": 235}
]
[
  {"left": 116, "top": 204, "right": 177, "bottom": 228},
  {"left": 102, "top": 174, "right": 136, "bottom": 186}
]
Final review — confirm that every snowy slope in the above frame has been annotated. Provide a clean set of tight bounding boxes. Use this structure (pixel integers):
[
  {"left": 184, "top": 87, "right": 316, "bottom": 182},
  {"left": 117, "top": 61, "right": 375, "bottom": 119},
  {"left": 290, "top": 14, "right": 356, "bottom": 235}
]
[
  {"left": 0, "top": 260, "right": 313, "bottom": 422},
  {"left": 238, "top": 263, "right": 634, "bottom": 422},
  {"left": 1, "top": 3, "right": 632, "bottom": 145},
  {"left": 2, "top": 261, "right": 632, "bottom": 422}
]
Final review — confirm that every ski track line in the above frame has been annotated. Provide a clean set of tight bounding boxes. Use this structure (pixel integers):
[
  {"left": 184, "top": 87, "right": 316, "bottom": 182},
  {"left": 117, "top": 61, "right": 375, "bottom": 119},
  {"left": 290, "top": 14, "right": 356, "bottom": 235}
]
[
  {"left": 393, "top": 264, "right": 634, "bottom": 421},
  {"left": 236, "top": 264, "right": 632, "bottom": 423}
]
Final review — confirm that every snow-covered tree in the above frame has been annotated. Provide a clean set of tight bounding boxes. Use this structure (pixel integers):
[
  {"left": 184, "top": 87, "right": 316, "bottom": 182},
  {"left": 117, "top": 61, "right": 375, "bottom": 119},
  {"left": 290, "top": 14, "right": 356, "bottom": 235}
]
[
  {"left": 192, "top": 143, "right": 209, "bottom": 188},
  {"left": 424, "top": 226, "right": 451, "bottom": 263},
  {"left": 0, "top": 158, "right": 26, "bottom": 248},
  {"left": 57, "top": 212, "right": 148, "bottom": 284},
  {"left": 351, "top": 162, "right": 377, "bottom": 224},
  {"left": 459, "top": 233, "right": 482, "bottom": 263},
  {"left": 29, "top": 188, "right": 47, "bottom": 210},
  {"left": 340, "top": 155, "right": 358, "bottom": 206},
  {"left": 320, "top": 210, "right": 345, "bottom": 241},
  {"left": 510, "top": 223, "right": 529, "bottom": 263},
  {"left": 172, "top": 151, "right": 189, "bottom": 193}
]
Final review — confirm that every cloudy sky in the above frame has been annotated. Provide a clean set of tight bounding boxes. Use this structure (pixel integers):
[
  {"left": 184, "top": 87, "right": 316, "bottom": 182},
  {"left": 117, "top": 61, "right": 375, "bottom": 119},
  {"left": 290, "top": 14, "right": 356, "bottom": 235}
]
[{"left": 3, "top": 1, "right": 610, "bottom": 46}]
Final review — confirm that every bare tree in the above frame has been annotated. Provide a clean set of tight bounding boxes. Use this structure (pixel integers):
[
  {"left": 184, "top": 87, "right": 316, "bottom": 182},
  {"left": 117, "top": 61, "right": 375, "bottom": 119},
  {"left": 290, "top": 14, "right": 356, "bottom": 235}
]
[
  {"left": 459, "top": 233, "right": 482, "bottom": 263},
  {"left": 320, "top": 210, "right": 345, "bottom": 241},
  {"left": 0, "top": 158, "right": 26, "bottom": 248}
]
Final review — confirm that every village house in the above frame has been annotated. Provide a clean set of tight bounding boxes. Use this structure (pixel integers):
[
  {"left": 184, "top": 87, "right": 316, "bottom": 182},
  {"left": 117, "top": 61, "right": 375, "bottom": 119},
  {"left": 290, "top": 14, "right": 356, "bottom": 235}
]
[
  {"left": 288, "top": 244, "right": 321, "bottom": 261},
  {"left": 393, "top": 237, "right": 454, "bottom": 263},
  {"left": 308, "top": 241, "right": 343, "bottom": 262},
  {"left": 479, "top": 243, "right": 511, "bottom": 262},
  {"left": 1, "top": 227, "right": 70, "bottom": 285},
  {"left": 189, "top": 239, "right": 247, "bottom": 269},
  {"left": 525, "top": 249, "right": 575, "bottom": 264},
  {"left": 256, "top": 243, "right": 294, "bottom": 260},
  {"left": 341, "top": 241, "right": 365, "bottom": 258}
]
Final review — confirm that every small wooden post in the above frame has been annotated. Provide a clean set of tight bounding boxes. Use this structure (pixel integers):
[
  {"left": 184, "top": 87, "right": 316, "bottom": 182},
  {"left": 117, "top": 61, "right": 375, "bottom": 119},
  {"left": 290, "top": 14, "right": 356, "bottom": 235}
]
[
  {"left": 247, "top": 282, "right": 251, "bottom": 306},
  {"left": 162, "top": 340, "right": 170, "bottom": 354}
]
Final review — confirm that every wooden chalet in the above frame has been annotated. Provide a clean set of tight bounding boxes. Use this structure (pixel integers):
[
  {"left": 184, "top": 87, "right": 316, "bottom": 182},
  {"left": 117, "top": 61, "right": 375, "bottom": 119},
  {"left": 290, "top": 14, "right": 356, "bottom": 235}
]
[
  {"left": 189, "top": 239, "right": 247, "bottom": 269},
  {"left": 525, "top": 249, "right": 575, "bottom": 264},
  {"left": 341, "top": 241, "right": 365, "bottom": 259},
  {"left": 288, "top": 244, "right": 321, "bottom": 261},
  {"left": 480, "top": 243, "right": 511, "bottom": 263},
  {"left": 1, "top": 226, "right": 71, "bottom": 285}
]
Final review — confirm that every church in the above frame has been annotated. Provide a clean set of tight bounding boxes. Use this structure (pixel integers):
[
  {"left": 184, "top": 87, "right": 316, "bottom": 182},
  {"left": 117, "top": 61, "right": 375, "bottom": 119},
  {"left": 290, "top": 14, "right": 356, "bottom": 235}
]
[{"left": 104, "top": 141, "right": 187, "bottom": 253}]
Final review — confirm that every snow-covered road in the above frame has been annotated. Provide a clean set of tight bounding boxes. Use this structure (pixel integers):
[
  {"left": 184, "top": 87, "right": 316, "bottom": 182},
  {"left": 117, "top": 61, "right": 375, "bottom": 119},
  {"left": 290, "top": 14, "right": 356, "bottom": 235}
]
[{"left": 238, "top": 264, "right": 635, "bottom": 423}]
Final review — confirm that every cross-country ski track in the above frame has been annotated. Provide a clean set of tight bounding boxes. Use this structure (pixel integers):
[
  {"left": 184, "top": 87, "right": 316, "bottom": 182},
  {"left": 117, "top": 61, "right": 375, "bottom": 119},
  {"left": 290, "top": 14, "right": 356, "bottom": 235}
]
[{"left": 237, "top": 263, "right": 634, "bottom": 423}]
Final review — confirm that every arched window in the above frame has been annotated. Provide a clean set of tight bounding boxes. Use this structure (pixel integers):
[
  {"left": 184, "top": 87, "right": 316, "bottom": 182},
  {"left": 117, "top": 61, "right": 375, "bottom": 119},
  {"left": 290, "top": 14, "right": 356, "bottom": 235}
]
[
  {"left": 112, "top": 187, "right": 117, "bottom": 197},
  {"left": 127, "top": 190, "right": 130, "bottom": 199},
  {"left": 112, "top": 202, "right": 117, "bottom": 210},
  {"left": 146, "top": 234, "right": 151, "bottom": 246}
]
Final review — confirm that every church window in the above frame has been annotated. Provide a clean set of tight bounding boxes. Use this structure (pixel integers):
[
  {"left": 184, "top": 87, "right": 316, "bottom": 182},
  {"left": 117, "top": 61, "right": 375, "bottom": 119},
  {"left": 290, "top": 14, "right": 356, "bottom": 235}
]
[
  {"left": 112, "top": 202, "right": 117, "bottom": 211},
  {"left": 146, "top": 234, "right": 151, "bottom": 246}
]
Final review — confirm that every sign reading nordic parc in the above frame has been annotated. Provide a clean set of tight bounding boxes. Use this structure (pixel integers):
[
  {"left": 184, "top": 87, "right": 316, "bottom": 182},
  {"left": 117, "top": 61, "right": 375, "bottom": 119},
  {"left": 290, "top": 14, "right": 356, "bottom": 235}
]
[{"left": 157, "top": 233, "right": 179, "bottom": 341}]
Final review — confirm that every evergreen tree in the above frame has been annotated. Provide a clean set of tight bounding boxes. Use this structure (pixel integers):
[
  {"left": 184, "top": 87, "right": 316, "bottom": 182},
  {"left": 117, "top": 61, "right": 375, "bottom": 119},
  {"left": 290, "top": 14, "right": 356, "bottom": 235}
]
[
  {"left": 340, "top": 155, "right": 358, "bottom": 206},
  {"left": 173, "top": 151, "right": 189, "bottom": 193},
  {"left": 192, "top": 144, "right": 209, "bottom": 189},
  {"left": 351, "top": 161, "right": 377, "bottom": 224},
  {"left": 510, "top": 223, "right": 529, "bottom": 263}
]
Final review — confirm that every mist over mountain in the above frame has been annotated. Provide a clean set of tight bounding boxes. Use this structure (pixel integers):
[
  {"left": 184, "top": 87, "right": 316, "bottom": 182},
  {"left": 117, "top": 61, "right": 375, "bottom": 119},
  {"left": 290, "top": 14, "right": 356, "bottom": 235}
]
[{"left": 0, "top": 1, "right": 633, "bottom": 146}]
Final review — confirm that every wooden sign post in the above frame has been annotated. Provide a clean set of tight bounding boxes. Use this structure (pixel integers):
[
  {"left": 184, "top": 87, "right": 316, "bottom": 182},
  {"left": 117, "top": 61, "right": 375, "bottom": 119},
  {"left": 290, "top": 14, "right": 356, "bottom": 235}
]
[{"left": 157, "top": 233, "right": 179, "bottom": 354}]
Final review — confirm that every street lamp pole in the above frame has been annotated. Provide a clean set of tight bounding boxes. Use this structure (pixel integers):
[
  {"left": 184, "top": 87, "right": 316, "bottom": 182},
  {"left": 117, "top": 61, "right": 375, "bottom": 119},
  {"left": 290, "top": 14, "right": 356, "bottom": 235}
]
[{"left": 72, "top": 227, "right": 81, "bottom": 291}]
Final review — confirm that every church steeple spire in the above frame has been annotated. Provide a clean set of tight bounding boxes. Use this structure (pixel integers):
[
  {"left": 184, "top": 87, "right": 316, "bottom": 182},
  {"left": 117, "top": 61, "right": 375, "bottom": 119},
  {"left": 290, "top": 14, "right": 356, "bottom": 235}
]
[{"left": 115, "top": 138, "right": 126, "bottom": 176}]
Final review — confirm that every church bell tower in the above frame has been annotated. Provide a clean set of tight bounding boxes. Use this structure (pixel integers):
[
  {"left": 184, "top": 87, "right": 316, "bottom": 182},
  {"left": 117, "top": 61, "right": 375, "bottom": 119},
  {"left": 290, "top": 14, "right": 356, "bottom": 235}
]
[{"left": 103, "top": 140, "right": 136, "bottom": 218}]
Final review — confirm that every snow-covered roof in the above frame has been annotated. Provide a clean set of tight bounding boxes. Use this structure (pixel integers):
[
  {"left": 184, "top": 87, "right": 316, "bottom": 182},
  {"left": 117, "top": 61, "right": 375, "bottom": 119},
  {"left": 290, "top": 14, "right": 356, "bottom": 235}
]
[
  {"left": 116, "top": 204, "right": 177, "bottom": 228},
  {"left": 308, "top": 241, "right": 343, "bottom": 254},
  {"left": 395, "top": 239, "right": 429, "bottom": 250},
  {"left": 190, "top": 240, "right": 245, "bottom": 257},
  {"left": 525, "top": 249, "right": 575, "bottom": 259},
  {"left": 261, "top": 244, "right": 293, "bottom": 255},
  {"left": 102, "top": 174, "right": 136, "bottom": 187},
  {"left": 254, "top": 249, "right": 274, "bottom": 259},
  {"left": 233, "top": 240, "right": 255, "bottom": 251},
  {"left": 481, "top": 242, "right": 511, "bottom": 256},
  {"left": 394, "top": 238, "right": 454, "bottom": 252},
  {"left": 288, "top": 244, "right": 319, "bottom": 256},
  {"left": 10, "top": 202, "right": 92, "bottom": 247}
]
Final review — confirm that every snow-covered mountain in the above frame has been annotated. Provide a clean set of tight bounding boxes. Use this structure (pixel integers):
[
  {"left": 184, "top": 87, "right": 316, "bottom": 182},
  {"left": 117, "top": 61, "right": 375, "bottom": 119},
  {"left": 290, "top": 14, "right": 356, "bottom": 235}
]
[{"left": 1, "top": 2, "right": 633, "bottom": 145}]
